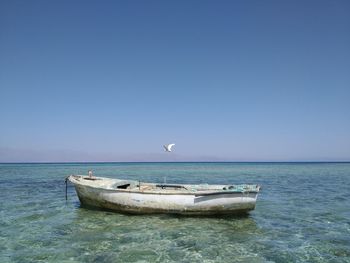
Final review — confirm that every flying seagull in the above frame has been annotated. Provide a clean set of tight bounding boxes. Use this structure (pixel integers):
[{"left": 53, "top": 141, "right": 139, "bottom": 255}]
[{"left": 163, "top": 144, "right": 175, "bottom": 152}]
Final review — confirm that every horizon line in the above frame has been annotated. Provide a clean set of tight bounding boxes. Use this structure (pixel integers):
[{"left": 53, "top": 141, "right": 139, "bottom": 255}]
[{"left": 1, "top": 161, "right": 350, "bottom": 164}]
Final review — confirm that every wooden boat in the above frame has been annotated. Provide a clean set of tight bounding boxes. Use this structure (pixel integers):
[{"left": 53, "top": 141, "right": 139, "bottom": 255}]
[{"left": 67, "top": 174, "right": 261, "bottom": 215}]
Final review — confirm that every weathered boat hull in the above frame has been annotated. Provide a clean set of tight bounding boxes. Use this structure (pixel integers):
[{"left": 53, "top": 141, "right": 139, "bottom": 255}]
[{"left": 68, "top": 175, "right": 260, "bottom": 215}]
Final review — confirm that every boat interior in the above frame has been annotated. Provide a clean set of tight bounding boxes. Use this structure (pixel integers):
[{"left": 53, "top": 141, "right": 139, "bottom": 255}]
[{"left": 71, "top": 175, "right": 260, "bottom": 193}]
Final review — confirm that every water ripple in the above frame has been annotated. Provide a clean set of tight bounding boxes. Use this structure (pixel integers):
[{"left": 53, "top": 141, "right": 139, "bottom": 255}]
[{"left": 1, "top": 163, "right": 350, "bottom": 262}]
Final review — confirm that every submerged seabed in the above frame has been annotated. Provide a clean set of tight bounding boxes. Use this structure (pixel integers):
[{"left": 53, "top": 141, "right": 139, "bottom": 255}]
[{"left": 0, "top": 162, "right": 349, "bottom": 263}]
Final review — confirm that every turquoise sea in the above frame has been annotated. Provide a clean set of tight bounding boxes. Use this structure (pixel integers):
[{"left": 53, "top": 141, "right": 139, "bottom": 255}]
[{"left": 0, "top": 162, "right": 349, "bottom": 262}]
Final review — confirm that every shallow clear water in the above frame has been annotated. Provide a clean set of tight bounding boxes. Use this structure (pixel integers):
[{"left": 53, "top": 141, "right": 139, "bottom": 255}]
[{"left": 0, "top": 163, "right": 349, "bottom": 262}]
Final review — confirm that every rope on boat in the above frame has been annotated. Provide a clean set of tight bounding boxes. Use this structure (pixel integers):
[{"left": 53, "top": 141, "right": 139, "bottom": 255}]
[{"left": 64, "top": 176, "right": 69, "bottom": 200}]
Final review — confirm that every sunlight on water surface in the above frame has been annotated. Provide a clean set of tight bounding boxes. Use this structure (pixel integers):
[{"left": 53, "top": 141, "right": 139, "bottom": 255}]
[{"left": 1, "top": 163, "right": 349, "bottom": 262}]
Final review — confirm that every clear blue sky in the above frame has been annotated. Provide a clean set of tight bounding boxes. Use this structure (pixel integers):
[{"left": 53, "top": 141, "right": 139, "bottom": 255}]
[{"left": 1, "top": 0, "right": 349, "bottom": 162}]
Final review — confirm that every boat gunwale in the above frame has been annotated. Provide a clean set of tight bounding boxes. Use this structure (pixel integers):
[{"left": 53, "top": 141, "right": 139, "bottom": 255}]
[{"left": 68, "top": 175, "right": 260, "bottom": 196}]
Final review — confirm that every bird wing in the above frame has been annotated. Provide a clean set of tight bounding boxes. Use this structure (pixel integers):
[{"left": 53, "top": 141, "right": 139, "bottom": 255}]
[{"left": 168, "top": 144, "right": 175, "bottom": 150}]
